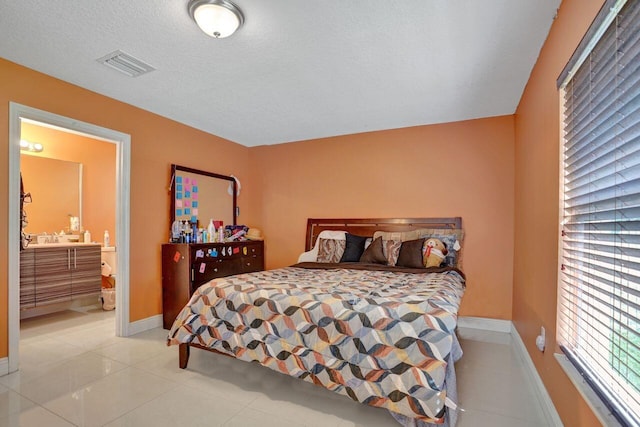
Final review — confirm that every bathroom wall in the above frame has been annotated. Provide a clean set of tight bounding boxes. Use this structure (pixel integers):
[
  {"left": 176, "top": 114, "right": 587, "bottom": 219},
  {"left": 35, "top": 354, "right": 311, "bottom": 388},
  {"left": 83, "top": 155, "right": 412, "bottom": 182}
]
[{"left": 20, "top": 122, "right": 117, "bottom": 245}]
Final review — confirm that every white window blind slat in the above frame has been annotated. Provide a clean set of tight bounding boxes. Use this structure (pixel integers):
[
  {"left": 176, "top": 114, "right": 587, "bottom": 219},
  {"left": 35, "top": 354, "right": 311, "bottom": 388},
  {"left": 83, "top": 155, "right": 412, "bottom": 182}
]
[
  {"left": 567, "top": 143, "right": 640, "bottom": 188},
  {"left": 564, "top": 85, "right": 640, "bottom": 160},
  {"left": 559, "top": 1, "right": 640, "bottom": 425}
]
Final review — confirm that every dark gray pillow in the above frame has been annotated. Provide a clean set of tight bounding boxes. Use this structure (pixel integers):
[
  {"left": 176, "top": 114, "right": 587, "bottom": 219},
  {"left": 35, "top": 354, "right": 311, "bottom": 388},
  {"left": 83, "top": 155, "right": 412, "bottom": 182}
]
[
  {"left": 396, "top": 238, "right": 426, "bottom": 268},
  {"left": 359, "top": 236, "right": 387, "bottom": 265},
  {"left": 340, "top": 233, "right": 368, "bottom": 262}
]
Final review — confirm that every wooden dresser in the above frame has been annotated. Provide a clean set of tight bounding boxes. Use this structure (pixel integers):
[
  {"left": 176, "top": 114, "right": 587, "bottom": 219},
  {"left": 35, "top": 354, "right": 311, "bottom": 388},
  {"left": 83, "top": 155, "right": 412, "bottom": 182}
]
[
  {"left": 20, "top": 244, "right": 102, "bottom": 310},
  {"left": 162, "top": 240, "right": 264, "bottom": 329}
]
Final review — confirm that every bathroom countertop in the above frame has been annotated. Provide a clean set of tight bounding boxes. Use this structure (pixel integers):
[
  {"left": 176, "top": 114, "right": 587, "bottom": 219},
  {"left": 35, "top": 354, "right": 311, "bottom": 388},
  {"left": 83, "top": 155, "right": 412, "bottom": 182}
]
[{"left": 27, "top": 242, "right": 102, "bottom": 248}]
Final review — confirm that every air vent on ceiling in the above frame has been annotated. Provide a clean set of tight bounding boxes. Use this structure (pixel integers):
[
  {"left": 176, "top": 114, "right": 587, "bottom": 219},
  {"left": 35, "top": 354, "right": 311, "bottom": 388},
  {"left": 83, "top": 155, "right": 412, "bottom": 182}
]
[{"left": 97, "top": 50, "right": 155, "bottom": 77}]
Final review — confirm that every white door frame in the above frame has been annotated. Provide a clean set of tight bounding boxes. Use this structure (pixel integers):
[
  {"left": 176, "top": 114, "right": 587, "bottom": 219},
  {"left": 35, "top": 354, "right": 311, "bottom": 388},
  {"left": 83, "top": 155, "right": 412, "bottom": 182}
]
[{"left": 8, "top": 102, "right": 131, "bottom": 373}]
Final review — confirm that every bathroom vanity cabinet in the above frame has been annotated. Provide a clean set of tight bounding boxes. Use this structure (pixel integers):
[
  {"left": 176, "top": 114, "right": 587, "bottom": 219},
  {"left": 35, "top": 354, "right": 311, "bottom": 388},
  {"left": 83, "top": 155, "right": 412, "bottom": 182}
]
[
  {"left": 161, "top": 240, "right": 264, "bottom": 329},
  {"left": 20, "top": 243, "right": 102, "bottom": 310}
]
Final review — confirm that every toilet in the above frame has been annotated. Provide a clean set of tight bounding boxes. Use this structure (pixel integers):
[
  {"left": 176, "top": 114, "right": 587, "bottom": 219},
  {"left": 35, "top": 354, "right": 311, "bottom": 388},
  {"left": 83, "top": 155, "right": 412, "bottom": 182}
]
[
  {"left": 100, "top": 247, "right": 117, "bottom": 310},
  {"left": 101, "top": 246, "right": 117, "bottom": 276}
]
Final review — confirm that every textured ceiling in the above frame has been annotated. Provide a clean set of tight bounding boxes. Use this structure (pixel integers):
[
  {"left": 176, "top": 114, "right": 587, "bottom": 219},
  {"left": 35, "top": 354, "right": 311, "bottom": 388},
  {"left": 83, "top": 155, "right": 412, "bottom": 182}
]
[{"left": 0, "top": 0, "right": 560, "bottom": 147}]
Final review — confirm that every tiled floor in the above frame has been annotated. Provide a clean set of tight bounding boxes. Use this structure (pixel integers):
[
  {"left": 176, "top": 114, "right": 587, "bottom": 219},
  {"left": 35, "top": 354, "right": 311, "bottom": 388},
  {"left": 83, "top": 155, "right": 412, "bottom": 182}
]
[{"left": 0, "top": 306, "right": 550, "bottom": 426}]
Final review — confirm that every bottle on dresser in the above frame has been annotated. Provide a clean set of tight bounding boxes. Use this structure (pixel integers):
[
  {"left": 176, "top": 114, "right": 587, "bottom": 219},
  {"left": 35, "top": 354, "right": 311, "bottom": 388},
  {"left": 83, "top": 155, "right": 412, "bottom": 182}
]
[{"left": 207, "top": 219, "right": 216, "bottom": 243}]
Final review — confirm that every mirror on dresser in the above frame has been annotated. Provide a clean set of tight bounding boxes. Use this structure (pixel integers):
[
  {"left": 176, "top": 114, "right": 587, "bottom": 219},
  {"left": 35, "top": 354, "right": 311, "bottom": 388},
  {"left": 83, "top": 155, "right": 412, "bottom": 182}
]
[
  {"left": 21, "top": 154, "right": 83, "bottom": 236},
  {"left": 169, "top": 164, "right": 237, "bottom": 236},
  {"left": 163, "top": 166, "right": 265, "bottom": 329}
]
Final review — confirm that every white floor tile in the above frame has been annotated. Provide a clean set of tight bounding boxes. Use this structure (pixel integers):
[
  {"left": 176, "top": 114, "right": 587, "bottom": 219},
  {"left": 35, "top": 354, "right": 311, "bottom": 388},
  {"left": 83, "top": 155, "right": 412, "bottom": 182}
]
[
  {"left": 18, "top": 337, "right": 86, "bottom": 369},
  {"left": 223, "top": 407, "right": 307, "bottom": 427},
  {"left": 456, "top": 338, "right": 523, "bottom": 374},
  {"left": 42, "top": 367, "right": 177, "bottom": 427},
  {"left": 132, "top": 348, "right": 202, "bottom": 385},
  {"left": 0, "top": 405, "right": 75, "bottom": 427},
  {"left": 457, "top": 328, "right": 513, "bottom": 345},
  {"left": 56, "top": 323, "right": 121, "bottom": 350},
  {"left": 104, "top": 385, "right": 245, "bottom": 427},
  {"left": 0, "top": 365, "right": 53, "bottom": 391},
  {"left": 0, "top": 385, "right": 37, "bottom": 417},
  {"left": 91, "top": 335, "right": 167, "bottom": 365},
  {"left": 458, "top": 407, "right": 543, "bottom": 427},
  {"left": 457, "top": 364, "right": 546, "bottom": 423},
  {"left": 12, "top": 352, "right": 128, "bottom": 405}
]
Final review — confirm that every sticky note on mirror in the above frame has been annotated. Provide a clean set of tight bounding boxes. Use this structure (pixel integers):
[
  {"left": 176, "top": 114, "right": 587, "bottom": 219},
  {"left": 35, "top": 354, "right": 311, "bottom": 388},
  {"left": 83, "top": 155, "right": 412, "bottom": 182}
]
[
  {"left": 176, "top": 176, "right": 183, "bottom": 183},
  {"left": 175, "top": 200, "right": 183, "bottom": 208},
  {"left": 192, "top": 193, "right": 198, "bottom": 200},
  {"left": 192, "top": 208, "right": 198, "bottom": 216},
  {"left": 192, "top": 186, "right": 198, "bottom": 193},
  {"left": 177, "top": 184, "right": 183, "bottom": 191}
]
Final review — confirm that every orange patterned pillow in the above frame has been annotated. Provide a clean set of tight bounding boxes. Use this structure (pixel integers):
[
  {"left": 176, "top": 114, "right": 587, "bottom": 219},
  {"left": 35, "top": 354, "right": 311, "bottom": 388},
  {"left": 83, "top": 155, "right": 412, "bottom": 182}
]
[
  {"left": 382, "top": 240, "right": 402, "bottom": 266},
  {"left": 317, "top": 238, "right": 346, "bottom": 263}
]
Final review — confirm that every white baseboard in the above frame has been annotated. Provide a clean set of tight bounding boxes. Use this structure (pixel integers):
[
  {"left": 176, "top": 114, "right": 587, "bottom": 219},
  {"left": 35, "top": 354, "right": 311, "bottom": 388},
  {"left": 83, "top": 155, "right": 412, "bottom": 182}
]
[
  {"left": 510, "top": 323, "right": 564, "bottom": 427},
  {"left": 458, "top": 316, "right": 512, "bottom": 333},
  {"left": 0, "top": 357, "right": 8, "bottom": 376},
  {"left": 128, "top": 314, "right": 163, "bottom": 336}
]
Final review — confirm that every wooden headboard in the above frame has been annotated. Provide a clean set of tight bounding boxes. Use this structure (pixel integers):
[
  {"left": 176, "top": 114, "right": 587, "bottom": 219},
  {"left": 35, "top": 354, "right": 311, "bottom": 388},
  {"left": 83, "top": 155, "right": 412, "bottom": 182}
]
[{"left": 305, "top": 217, "right": 462, "bottom": 251}]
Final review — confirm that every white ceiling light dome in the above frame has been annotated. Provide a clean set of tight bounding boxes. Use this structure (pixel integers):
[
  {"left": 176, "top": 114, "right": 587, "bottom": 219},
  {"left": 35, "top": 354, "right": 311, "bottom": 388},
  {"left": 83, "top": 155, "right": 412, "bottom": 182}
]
[{"left": 188, "top": 0, "right": 244, "bottom": 39}]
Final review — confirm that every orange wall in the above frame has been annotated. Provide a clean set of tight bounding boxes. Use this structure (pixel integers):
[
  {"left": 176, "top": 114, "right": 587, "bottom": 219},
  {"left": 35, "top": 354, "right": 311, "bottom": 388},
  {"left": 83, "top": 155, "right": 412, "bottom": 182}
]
[
  {"left": 20, "top": 122, "right": 117, "bottom": 244},
  {"left": 0, "top": 58, "right": 254, "bottom": 358},
  {"left": 513, "top": 0, "right": 605, "bottom": 425},
  {"left": 249, "top": 116, "right": 515, "bottom": 319}
]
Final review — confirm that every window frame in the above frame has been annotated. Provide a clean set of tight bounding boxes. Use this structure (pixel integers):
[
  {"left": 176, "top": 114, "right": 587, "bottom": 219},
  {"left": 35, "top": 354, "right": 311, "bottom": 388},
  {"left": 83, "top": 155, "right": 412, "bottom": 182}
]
[{"left": 557, "top": 1, "right": 640, "bottom": 426}]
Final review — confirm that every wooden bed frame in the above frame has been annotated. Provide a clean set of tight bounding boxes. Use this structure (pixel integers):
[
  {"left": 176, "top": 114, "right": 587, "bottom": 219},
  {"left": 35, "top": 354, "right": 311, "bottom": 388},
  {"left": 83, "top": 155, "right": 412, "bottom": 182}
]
[
  {"left": 179, "top": 216, "right": 462, "bottom": 369},
  {"left": 305, "top": 217, "right": 462, "bottom": 251}
]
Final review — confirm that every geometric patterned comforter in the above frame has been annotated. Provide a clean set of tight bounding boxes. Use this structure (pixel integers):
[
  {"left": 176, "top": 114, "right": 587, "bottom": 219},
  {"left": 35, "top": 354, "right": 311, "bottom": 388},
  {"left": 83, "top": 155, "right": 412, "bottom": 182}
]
[{"left": 168, "top": 263, "right": 465, "bottom": 424}]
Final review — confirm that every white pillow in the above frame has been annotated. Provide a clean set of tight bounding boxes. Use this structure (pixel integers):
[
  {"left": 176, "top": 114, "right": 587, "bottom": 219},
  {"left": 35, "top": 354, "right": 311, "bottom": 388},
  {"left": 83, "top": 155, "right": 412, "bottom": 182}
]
[{"left": 297, "top": 230, "right": 346, "bottom": 262}]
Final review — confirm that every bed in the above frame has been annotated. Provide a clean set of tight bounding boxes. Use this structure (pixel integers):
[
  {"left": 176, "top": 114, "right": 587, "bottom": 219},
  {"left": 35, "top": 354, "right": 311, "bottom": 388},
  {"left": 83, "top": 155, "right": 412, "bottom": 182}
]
[{"left": 167, "top": 217, "right": 466, "bottom": 426}]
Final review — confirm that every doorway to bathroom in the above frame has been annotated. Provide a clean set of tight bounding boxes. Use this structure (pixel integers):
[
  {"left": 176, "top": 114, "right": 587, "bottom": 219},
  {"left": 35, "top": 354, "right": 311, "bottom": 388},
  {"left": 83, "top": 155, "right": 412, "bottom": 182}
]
[{"left": 7, "top": 103, "right": 131, "bottom": 373}]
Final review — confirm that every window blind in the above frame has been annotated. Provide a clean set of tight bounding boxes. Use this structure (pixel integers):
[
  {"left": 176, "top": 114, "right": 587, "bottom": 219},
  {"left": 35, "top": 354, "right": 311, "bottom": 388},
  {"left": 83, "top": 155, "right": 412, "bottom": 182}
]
[{"left": 559, "top": 0, "right": 640, "bottom": 426}]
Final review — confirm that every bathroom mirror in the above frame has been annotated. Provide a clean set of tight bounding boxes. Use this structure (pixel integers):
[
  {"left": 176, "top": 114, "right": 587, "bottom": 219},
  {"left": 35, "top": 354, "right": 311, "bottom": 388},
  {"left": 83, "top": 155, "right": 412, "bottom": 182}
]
[
  {"left": 169, "top": 164, "right": 237, "bottom": 235},
  {"left": 21, "top": 154, "right": 83, "bottom": 235}
]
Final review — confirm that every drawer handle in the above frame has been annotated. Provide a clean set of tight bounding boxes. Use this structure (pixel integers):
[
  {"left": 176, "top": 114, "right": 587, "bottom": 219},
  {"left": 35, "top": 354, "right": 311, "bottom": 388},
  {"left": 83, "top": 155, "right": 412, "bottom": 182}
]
[{"left": 214, "top": 268, "right": 218, "bottom": 272}]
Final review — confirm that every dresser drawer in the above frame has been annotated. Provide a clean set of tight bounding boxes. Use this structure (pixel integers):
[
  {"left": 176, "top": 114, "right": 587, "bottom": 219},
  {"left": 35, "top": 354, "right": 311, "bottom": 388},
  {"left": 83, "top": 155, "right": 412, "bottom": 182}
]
[
  {"left": 192, "top": 257, "right": 240, "bottom": 288},
  {"left": 240, "top": 256, "right": 262, "bottom": 273}
]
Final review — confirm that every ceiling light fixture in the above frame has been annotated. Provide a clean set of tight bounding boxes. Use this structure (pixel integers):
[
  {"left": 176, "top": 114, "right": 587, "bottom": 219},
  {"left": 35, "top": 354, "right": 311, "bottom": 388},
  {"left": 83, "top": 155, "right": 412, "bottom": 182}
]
[
  {"left": 188, "top": 0, "right": 244, "bottom": 39},
  {"left": 19, "top": 140, "right": 44, "bottom": 152}
]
